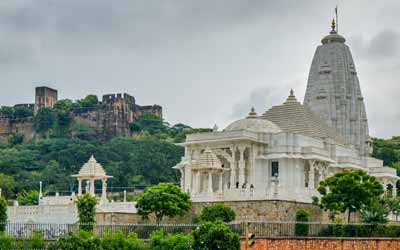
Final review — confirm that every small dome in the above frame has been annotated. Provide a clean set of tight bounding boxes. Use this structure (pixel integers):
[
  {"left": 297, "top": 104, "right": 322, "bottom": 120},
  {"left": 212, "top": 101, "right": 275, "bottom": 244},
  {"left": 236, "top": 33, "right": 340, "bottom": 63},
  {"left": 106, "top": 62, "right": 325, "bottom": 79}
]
[{"left": 225, "top": 108, "right": 282, "bottom": 133}]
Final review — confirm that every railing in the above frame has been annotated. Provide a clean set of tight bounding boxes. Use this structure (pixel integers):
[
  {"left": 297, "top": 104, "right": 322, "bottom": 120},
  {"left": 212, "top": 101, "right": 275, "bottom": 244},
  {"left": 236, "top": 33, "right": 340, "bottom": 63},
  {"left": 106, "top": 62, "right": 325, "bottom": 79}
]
[{"left": 2, "top": 222, "right": 400, "bottom": 241}]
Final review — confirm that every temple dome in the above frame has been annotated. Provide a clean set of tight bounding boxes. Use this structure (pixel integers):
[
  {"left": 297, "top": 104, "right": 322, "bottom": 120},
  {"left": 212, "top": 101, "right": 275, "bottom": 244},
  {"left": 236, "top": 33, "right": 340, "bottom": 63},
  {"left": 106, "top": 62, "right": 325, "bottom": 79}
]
[{"left": 225, "top": 108, "right": 282, "bottom": 134}]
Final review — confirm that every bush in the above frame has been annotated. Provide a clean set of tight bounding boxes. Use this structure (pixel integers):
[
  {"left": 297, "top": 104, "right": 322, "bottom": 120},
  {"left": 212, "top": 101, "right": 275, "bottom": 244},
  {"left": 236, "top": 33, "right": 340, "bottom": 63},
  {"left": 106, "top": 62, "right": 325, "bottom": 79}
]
[
  {"left": 0, "top": 233, "right": 16, "bottom": 250},
  {"left": 0, "top": 197, "right": 7, "bottom": 232},
  {"left": 150, "top": 230, "right": 193, "bottom": 250},
  {"left": 101, "top": 231, "right": 146, "bottom": 250},
  {"left": 294, "top": 209, "right": 310, "bottom": 236},
  {"left": 26, "top": 232, "right": 45, "bottom": 249},
  {"left": 17, "top": 190, "right": 40, "bottom": 205},
  {"left": 77, "top": 194, "right": 97, "bottom": 232},
  {"left": 194, "top": 203, "right": 235, "bottom": 223},
  {"left": 48, "top": 230, "right": 102, "bottom": 250},
  {"left": 192, "top": 221, "right": 240, "bottom": 250}
]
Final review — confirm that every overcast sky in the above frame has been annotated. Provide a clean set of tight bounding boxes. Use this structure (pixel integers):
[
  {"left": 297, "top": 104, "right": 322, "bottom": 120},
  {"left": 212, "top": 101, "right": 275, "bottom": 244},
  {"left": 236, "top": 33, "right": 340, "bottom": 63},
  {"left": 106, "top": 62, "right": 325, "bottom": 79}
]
[{"left": 0, "top": 0, "right": 399, "bottom": 138}]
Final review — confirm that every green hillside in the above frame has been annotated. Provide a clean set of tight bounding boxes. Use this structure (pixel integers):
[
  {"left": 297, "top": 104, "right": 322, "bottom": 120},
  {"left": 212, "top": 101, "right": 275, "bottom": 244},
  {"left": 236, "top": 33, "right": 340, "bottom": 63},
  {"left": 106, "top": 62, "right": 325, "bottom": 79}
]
[{"left": 0, "top": 113, "right": 210, "bottom": 199}]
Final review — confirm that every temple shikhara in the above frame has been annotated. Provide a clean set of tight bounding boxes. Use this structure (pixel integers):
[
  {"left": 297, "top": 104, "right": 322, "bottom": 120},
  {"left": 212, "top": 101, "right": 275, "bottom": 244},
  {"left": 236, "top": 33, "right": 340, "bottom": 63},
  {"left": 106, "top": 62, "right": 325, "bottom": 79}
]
[{"left": 174, "top": 20, "right": 399, "bottom": 204}]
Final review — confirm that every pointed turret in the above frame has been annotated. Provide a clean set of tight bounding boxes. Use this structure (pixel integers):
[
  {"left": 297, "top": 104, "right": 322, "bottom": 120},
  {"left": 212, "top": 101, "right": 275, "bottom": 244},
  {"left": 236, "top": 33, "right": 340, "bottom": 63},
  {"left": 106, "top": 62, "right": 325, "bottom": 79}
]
[{"left": 304, "top": 20, "right": 369, "bottom": 155}]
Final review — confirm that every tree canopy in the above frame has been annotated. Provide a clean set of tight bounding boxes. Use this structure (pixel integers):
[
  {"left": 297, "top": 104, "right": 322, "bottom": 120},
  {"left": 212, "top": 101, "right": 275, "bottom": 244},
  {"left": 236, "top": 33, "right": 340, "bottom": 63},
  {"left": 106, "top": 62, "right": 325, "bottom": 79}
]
[
  {"left": 194, "top": 204, "right": 236, "bottom": 223},
  {"left": 192, "top": 221, "right": 240, "bottom": 250},
  {"left": 313, "top": 170, "right": 384, "bottom": 223},
  {"left": 136, "top": 183, "right": 191, "bottom": 224}
]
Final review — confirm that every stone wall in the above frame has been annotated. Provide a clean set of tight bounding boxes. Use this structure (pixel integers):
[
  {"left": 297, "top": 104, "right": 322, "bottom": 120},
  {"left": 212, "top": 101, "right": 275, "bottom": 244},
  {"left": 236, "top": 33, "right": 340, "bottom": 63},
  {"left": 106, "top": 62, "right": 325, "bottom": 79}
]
[
  {"left": 0, "top": 118, "right": 35, "bottom": 142},
  {"left": 116, "top": 200, "right": 329, "bottom": 224},
  {"left": 240, "top": 238, "right": 400, "bottom": 250}
]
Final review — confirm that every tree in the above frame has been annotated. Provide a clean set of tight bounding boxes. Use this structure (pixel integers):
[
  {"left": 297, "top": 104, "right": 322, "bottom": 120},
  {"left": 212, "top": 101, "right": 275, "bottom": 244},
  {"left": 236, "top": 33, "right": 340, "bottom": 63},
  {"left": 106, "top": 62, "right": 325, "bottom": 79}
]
[
  {"left": 34, "top": 107, "right": 54, "bottom": 135},
  {"left": 13, "top": 106, "right": 33, "bottom": 119},
  {"left": 194, "top": 204, "right": 235, "bottom": 223},
  {"left": 294, "top": 209, "right": 310, "bottom": 236},
  {"left": 77, "top": 194, "right": 97, "bottom": 231},
  {"left": 313, "top": 170, "right": 384, "bottom": 223},
  {"left": 0, "top": 196, "right": 7, "bottom": 232},
  {"left": 0, "top": 174, "right": 15, "bottom": 199},
  {"left": 130, "top": 114, "right": 166, "bottom": 135},
  {"left": 0, "top": 106, "right": 14, "bottom": 118},
  {"left": 136, "top": 183, "right": 191, "bottom": 224},
  {"left": 101, "top": 231, "right": 146, "bottom": 250},
  {"left": 78, "top": 95, "right": 99, "bottom": 108},
  {"left": 17, "top": 190, "right": 40, "bottom": 206},
  {"left": 150, "top": 230, "right": 193, "bottom": 250},
  {"left": 8, "top": 133, "right": 24, "bottom": 146},
  {"left": 192, "top": 221, "right": 240, "bottom": 250}
]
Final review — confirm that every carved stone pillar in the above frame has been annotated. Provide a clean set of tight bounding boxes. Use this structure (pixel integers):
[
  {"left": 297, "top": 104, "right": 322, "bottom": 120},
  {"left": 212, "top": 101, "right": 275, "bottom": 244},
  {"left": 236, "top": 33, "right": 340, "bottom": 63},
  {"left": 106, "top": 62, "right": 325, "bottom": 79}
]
[
  {"left": 197, "top": 172, "right": 202, "bottom": 193},
  {"left": 238, "top": 146, "right": 246, "bottom": 187},
  {"left": 101, "top": 179, "right": 107, "bottom": 203},
  {"left": 90, "top": 178, "right": 95, "bottom": 196},
  {"left": 208, "top": 172, "right": 213, "bottom": 193},
  {"left": 218, "top": 172, "right": 223, "bottom": 193},
  {"left": 78, "top": 178, "right": 82, "bottom": 196},
  {"left": 393, "top": 182, "right": 397, "bottom": 197},
  {"left": 309, "top": 160, "right": 315, "bottom": 190},
  {"left": 229, "top": 146, "right": 236, "bottom": 188}
]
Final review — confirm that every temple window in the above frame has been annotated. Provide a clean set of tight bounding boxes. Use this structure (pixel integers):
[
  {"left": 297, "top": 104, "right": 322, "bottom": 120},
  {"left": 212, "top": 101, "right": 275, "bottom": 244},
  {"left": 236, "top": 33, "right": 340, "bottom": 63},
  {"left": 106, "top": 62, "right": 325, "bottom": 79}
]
[{"left": 271, "top": 161, "right": 279, "bottom": 177}]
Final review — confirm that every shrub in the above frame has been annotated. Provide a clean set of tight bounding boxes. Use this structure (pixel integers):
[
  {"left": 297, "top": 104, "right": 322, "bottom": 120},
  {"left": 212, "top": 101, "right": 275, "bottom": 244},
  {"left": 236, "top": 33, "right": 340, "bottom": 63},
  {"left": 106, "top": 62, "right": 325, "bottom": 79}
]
[
  {"left": 101, "top": 231, "right": 146, "bottom": 250},
  {"left": 194, "top": 203, "right": 235, "bottom": 223},
  {"left": 0, "top": 233, "right": 16, "bottom": 250},
  {"left": 0, "top": 197, "right": 7, "bottom": 232},
  {"left": 48, "top": 230, "right": 102, "bottom": 250},
  {"left": 17, "top": 190, "right": 40, "bottom": 205},
  {"left": 150, "top": 230, "right": 193, "bottom": 250},
  {"left": 77, "top": 194, "right": 97, "bottom": 232},
  {"left": 192, "top": 221, "right": 240, "bottom": 250},
  {"left": 294, "top": 209, "right": 310, "bottom": 236},
  {"left": 26, "top": 232, "right": 45, "bottom": 249}
]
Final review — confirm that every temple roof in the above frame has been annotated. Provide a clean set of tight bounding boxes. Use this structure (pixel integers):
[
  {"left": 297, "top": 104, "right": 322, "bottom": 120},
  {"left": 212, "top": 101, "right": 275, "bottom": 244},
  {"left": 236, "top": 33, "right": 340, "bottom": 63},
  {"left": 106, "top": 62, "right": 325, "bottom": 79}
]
[
  {"left": 194, "top": 148, "right": 223, "bottom": 170},
  {"left": 71, "top": 155, "right": 112, "bottom": 179},
  {"left": 262, "top": 90, "right": 346, "bottom": 144}
]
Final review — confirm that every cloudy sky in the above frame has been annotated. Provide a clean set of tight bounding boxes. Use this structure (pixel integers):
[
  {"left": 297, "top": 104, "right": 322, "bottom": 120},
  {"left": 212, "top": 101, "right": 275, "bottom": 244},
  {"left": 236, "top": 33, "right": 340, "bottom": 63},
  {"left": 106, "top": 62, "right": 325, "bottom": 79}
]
[{"left": 0, "top": 0, "right": 399, "bottom": 138}]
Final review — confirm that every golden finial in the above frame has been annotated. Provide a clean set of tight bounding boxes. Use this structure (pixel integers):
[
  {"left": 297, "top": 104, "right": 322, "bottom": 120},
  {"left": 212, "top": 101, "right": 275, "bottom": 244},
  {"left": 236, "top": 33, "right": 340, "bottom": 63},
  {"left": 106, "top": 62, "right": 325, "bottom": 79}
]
[{"left": 331, "top": 18, "right": 336, "bottom": 32}]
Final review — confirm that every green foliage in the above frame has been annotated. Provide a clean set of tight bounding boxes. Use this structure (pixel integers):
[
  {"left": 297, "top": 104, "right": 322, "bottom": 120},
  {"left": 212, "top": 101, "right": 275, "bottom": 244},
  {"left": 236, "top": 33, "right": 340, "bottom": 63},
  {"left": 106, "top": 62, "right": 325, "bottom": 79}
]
[
  {"left": 54, "top": 99, "right": 78, "bottom": 112},
  {"left": 136, "top": 183, "right": 191, "bottom": 224},
  {"left": 8, "top": 133, "right": 24, "bottom": 146},
  {"left": 192, "top": 221, "right": 240, "bottom": 250},
  {"left": 48, "top": 230, "right": 102, "bottom": 250},
  {"left": 294, "top": 209, "right": 310, "bottom": 236},
  {"left": 194, "top": 204, "right": 235, "bottom": 223},
  {"left": 0, "top": 136, "right": 183, "bottom": 198},
  {"left": 13, "top": 106, "right": 33, "bottom": 119},
  {"left": 150, "top": 230, "right": 193, "bottom": 250},
  {"left": 77, "top": 194, "right": 97, "bottom": 231},
  {"left": 26, "top": 232, "right": 45, "bottom": 249},
  {"left": 0, "top": 197, "right": 7, "bottom": 231},
  {"left": 372, "top": 137, "right": 400, "bottom": 167},
  {"left": 0, "top": 106, "right": 14, "bottom": 118},
  {"left": 101, "top": 231, "right": 146, "bottom": 250},
  {"left": 78, "top": 95, "right": 99, "bottom": 108},
  {"left": 360, "top": 200, "right": 389, "bottom": 224},
  {"left": 0, "top": 174, "right": 15, "bottom": 199},
  {"left": 17, "top": 190, "right": 39, "bottom": 206},
  {"left": 130, "top": 114, "right": 166, "bottom": 135},
  {"left": 34, "top": 107, "right": 55, "bottom": 134},
  {"left": 314, "top": 170, "right": 384, "bottom": 223}
]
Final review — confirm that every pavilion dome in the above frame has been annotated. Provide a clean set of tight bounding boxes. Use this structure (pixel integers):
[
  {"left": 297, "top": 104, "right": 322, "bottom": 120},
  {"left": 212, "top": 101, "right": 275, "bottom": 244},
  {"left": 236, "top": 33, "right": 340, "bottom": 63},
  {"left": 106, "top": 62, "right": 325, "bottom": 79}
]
[
  {"left": 76, "top": 155, "right": 108, "bottom": 178},
  {"left": 224, "top": 107, "right": 282, "bottom": 134}
]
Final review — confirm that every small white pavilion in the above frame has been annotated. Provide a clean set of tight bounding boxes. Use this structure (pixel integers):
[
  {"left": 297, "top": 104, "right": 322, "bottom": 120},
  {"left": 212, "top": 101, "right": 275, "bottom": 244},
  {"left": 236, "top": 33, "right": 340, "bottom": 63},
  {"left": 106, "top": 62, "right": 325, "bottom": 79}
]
[{"left": 71, "top": 155, "right": 113, "bottom": 203}]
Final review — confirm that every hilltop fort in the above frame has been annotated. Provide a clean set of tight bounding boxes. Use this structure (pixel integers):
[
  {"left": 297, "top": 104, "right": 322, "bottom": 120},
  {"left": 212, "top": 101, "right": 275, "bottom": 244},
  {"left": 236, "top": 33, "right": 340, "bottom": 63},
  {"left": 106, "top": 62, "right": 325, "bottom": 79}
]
[{"left": 0, "top": 86, "right": 162, "bottom": 141}]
